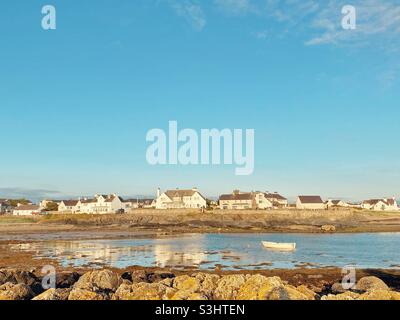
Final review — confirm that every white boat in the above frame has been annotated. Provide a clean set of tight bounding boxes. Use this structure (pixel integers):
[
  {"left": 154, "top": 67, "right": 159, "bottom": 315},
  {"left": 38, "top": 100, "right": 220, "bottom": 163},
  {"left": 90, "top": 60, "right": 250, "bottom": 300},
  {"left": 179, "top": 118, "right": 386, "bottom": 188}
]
[{"left": 262, "top": 241, "right": 296, "bottom": 251}]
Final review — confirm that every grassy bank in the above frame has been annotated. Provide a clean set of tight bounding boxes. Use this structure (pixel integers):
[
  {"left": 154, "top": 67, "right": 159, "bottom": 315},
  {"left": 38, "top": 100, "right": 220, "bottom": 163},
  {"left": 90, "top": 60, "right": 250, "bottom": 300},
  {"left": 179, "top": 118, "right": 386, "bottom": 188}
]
[
  {"left": 0, "top": 216, "right": 38, "bottom": 224},
  {"left": 1, "top": 209, "right": 399, "bottom": 233}
]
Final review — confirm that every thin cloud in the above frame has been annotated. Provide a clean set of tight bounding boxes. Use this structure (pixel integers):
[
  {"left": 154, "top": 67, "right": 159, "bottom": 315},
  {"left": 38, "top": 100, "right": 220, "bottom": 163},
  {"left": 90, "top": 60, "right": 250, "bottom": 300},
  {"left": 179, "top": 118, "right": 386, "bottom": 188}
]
[
  {"left": 240, "top": 0, "right": 400, "bottom": 50},
  {"left": 302, "top": 0, "right": 400, "bottom": 47},
  {"left": 214, "top": 0, "right": 255, "bottom": 15},
  {"left": 168, "top": 0, "right": 206, "bottom": 31}
]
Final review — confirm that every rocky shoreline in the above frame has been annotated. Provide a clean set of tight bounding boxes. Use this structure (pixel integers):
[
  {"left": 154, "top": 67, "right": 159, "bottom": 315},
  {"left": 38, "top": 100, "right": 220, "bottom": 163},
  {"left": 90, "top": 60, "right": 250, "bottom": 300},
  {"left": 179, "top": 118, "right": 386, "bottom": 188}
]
[{"left": 1, "top": 268, "right": 400, "bottom": 301}]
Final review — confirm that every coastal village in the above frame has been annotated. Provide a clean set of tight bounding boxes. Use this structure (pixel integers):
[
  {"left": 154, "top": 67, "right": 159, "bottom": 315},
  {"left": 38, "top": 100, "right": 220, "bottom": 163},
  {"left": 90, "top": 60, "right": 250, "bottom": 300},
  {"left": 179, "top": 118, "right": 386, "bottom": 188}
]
[{"left": 1, "top": 188, "right": 398, "bottom": 216}]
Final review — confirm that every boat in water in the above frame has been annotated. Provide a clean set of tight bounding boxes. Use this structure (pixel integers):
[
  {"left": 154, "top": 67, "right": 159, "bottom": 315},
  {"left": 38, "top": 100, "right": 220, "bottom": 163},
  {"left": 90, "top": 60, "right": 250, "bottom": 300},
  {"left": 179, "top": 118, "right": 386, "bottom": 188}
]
[{"left": 262, "top": 241, "right": 296, "bottom": 251}]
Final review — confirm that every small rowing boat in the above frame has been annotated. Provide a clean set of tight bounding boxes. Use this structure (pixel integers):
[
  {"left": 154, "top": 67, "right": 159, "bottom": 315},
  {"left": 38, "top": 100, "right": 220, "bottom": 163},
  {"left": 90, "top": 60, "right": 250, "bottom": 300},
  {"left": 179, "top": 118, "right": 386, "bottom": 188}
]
[{"left": 261, "top": 241, "right": 296, "bottom": 251}]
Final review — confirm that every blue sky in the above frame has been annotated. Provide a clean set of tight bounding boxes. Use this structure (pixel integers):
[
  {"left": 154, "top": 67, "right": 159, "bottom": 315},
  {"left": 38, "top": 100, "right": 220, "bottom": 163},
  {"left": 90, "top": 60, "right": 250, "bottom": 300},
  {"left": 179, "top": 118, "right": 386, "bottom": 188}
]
[{"left": 0, "top": 0, "right": 399, "bottom": 201}]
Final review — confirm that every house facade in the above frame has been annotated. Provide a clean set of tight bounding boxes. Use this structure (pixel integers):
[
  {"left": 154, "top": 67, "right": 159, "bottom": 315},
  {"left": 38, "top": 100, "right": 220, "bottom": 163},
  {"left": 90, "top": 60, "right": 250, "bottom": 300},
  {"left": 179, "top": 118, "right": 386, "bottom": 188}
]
[
  {"left": 155, "top": 188, "right": 207, "bottom": 209},
  {"left": 361, "top": 198, "right": 398, "bottom": 211},
  {"left": 13, "top": 205, "right": 42, "bottom": 216},
  {"left": 326, "top": 199, "right": 349, "bottom": 208},
  {"left": 296, "top": 196, "right": 326, "bottom": 210},
  {"left": 220, "top": 191, "right": 287, "bottom": 210},
  {"left": 263, "top": 193, "right": 288, "bottom": 207},
  {"left": 76, "top": 194, "right": 125, "bottom": 214},
  {"left": 219, "top": 191, "right": 256, "bottom": 210},
  {"left": 58, "top": 200, "right": 80, "bottom": 213}
]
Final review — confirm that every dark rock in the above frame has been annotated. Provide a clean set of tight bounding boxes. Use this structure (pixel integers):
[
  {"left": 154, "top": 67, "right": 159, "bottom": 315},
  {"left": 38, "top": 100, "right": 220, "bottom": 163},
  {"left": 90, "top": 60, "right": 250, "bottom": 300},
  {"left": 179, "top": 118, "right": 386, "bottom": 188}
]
[
  {"left": 56, "top": 272, "right": 80, "bottom": 289},
  {"left": 146, "top": 272, "right": 175, "bottom": 283}
]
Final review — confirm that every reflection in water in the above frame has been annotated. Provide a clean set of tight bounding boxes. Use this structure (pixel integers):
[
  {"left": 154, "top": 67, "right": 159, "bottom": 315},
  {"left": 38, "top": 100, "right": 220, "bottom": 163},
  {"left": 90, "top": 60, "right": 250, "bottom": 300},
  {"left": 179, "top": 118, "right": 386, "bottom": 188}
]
[
  {"left": 10, "top": 234, "right": 211, "bottom": 269},
  {"left": 8, "top": 233, "right": 400, "bottom": 270},
  {"left": 154, "top": 244, "right": 207, "bottom": 268}
]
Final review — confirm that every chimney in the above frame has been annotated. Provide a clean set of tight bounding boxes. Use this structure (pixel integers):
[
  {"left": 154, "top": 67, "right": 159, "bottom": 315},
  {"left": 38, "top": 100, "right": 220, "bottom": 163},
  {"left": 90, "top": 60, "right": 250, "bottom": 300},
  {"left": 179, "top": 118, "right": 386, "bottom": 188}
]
[{"left": 157, "top": 188, "right": 161, "bottom": 198}]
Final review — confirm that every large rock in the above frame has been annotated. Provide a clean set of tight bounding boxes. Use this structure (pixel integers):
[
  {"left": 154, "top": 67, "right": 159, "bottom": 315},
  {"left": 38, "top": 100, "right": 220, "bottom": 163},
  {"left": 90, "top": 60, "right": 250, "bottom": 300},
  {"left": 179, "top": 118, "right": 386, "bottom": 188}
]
[
  {"left": 214, "top": 275, "right": 246, "bottom": 300},
  {"left": 56, "top": 272, "right": 80, "bottom": 289},
  {"left": 32, "top": 288, "right": 71, "bottom": 301},
  {"left": 68, "top": 288, "right": 108, "bottom": 300},
  {"left": 73, "top": 270, "right": 122, "bottom": 292},
  {"left": 147, "top": 272, "right": 175, "bottom": 283},
  {"left": 263, "top": 287, "right": 291, "bottom": 300},
  {"left": 357, "top": 276, "right": 389, "bottom": 292},
  {"left": 113, "top": 282, "right": 176, "bottom": 300},
  {"left": 358, "top": 290, "right": 400, "bottom": 300},
  {"left": 296, "top": 285, "right": 318, "bottom": 300},
  {"left": 0, "top": 269, "right": 38, "bottom": 286},
  {"left": 173, "top": 275, "right": 200, "bottom": 293},
  {"left": 237, "top": 275, "right": 285, "bottom": 300},
  {"left": 284, "top": 285, "right": 311, "bottom": 300},
  {"left": 331, "top": 282, "right": 349, "bottom": 294},
  {"left": 195, "top": 273, "right": 220, "bottom": 298},
  {"left": 0, "top": 282, "right": 34, "bottom": 300},
  {"left": 390, "top": 291, "right": 400, "bottom": 300},
  {"left": 0, "top": 269, "right": 41, "bottom": 293}
]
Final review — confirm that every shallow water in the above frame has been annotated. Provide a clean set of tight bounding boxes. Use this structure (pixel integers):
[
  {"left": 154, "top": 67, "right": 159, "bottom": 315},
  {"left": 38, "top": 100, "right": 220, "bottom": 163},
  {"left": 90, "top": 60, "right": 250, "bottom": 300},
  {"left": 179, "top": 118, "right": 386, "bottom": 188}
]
[{"left": 10, "top": 233, "right": 400, "bottom": 270}]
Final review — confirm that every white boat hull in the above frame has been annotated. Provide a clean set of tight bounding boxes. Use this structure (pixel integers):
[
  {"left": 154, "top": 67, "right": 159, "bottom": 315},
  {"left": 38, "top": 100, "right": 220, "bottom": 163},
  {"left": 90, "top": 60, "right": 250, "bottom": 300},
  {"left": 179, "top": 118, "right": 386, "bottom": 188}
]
[{"left": 262, "top": 241, "right": 296, "bottom": 251}]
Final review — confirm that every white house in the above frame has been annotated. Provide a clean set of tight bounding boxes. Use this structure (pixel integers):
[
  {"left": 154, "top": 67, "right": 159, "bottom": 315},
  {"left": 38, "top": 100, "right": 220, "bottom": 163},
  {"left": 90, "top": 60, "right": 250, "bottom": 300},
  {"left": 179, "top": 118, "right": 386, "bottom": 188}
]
[
  {"left": 13, "top": 204, "right": 42, "bottom": 216},
  {"left": 58, "top": 200, "right": 79, "bottom": 213},
  {"left": 219, "top": 190, "right": 287, "bottom": 210},
  {"left": 361, "top": 198, "right": 398, "bottom": 211},
  {"left": 326, "top": 199, "right": 350, "bottom": 208},
  {"left": 155, "top": 188, "right": 207, "bottom": 209},
  {"left": 254, "top": 193, "right": 274, "bottom": 209},
  {"left": 77, "top": 194, "right": 125, "bottom": 214},
  {"left": 219, "top": 191, "right": 255, "bottom": 210},
  {"left": 263, "top": 192, "right": 288, "bottom": 207},
  {"left": 296, "top": 196, "right": 326, "bottom": 210}
]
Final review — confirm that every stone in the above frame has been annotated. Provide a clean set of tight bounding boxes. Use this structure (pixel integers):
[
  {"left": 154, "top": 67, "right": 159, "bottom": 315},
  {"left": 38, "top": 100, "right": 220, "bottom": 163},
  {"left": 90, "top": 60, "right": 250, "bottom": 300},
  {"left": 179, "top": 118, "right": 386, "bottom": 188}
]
[
  {"left": 56, "top": 272, "right": 80, "bottom": 289},
  {"left": 73, "top": 270, "right": 122, "bottom": 292},
  {"left": 171, "top": 290, "right": 207, "bottom": 300},
  {"left": 68, "top": 288, "right": 108, "bottom": 300},
  {"left": 113, "top": 282, "right": 176, "bottom": 300},
  {"left": 32, "top": 288, "right": 71, "bottom": 300},
  {"left": 321, "top": 225, "right": 336, "bottom": 233},
  {"left": 389, "top": 291, "right": 400, "bottom": 300},
  {"left": 0, "top": 282, "right": 34, "bottom": 300},
  {"left": 237, "top": 275, "right": 284, "bottom": 300},
  {"left": 0, "top": 269, "right": 38, "bottom": 287},
  {"left": 284, "top": 285, "right": 310, "bottom": 300},
  {"left": 331, "top": 282, "right": 348, "bottom": 294},
  {"left": 356, "top": 276, "right": 389, "bottom": 292},
  {"left": 196, "top": 273, "right": 220, "bottom": 298},
  {"left": 213, "top": 275, "right": 246, "bottom": 300},
  {"left": 358, "top": 290, "right": 394, "bottom": 300},
  {"left": 321, "top": 292, "right": 360, "bottom": 300},
  {"left": 173, "top": 275, "right": 200, "bottom": 293},
  {"left": 147, "top": 272, "right": 175, "bottom": 283},
  {"left": 121, "top": 270, "right": 147, "bottom": 283},
  {"left": 263, "top": 287, "right": 291, "bottom": 300},
  {"left": 296, "top": 285, "right": 318, "bottom": 300}
]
